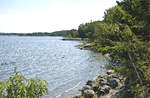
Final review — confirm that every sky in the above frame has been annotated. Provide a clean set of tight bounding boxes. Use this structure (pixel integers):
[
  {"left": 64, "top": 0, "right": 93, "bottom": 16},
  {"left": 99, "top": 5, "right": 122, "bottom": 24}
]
[{"left": 0, "top": 0, "right": 117, "bottom": 33}]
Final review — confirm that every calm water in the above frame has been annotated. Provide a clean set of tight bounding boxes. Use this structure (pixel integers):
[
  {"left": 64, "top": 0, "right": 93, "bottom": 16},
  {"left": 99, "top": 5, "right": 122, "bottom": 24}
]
[{"left": 0, "top": 36, "right": 106, "bottom": 98}]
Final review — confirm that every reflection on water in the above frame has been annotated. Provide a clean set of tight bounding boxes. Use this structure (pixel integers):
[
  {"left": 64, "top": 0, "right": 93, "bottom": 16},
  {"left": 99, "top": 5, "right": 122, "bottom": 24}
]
[{"left": 0, "top": 36, "right": 106, "bottom": 98}]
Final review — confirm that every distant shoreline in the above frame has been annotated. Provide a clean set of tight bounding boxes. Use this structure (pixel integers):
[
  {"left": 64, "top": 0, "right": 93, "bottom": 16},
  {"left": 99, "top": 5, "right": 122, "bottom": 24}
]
[
  {"left": 0, "top": 33, "right": 60, "bottom": 37},
  {"left": 0, "top": 30, "right": 70, "bottom": 37}
]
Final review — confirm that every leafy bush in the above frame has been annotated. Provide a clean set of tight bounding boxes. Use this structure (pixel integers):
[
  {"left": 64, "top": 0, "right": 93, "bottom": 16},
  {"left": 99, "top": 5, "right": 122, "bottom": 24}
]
[{"left": 0, "top": 67, "right": 48, "bottom": 98}]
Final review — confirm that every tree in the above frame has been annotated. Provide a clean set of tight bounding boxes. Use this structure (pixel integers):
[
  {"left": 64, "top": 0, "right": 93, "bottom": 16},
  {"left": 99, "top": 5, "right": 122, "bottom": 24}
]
[
  {"left": 117, "top": 0, "right": 150, "bottom": 40},
  {"left": 104, "top": 6, "right": 134, "bottom": 26}
]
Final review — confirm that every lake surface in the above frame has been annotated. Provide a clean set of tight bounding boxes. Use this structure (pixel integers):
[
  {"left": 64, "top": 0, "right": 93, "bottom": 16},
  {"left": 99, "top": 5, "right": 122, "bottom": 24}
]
[{"left": 0, "top": 36, "right": 106, "bottom": 98}]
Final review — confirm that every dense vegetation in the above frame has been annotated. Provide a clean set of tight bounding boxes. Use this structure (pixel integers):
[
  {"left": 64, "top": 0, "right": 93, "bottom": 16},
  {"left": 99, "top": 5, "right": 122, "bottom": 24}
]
[
  {"left": 65, "top": 0, "right": 150, "bottom": 97},
  {"left": 0, "top": 68, "right": 48, "bottom": 98}
]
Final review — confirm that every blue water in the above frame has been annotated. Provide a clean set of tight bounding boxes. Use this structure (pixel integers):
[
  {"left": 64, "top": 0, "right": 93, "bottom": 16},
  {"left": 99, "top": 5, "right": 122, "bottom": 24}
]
[{"left": 0, "top": 36, "right": 106, "bottom": 98}]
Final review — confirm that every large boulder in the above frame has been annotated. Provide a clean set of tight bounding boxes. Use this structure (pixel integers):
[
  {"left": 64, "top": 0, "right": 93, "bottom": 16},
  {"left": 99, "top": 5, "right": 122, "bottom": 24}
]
[
  {"left": 83, "top": 90, "right": 95, "bottom": 98},
  {"left": 108, "top": 78, "right": 118, "bottom": 89}
]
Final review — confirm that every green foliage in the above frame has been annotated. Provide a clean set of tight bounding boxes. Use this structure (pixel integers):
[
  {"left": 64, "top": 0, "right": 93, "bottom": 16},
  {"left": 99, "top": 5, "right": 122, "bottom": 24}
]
[
  {"left": 104, "top": 6, "right": 134, "bottom": 26},
  {"left": 74, "top": 0, "right": 150, "bottom": 97},
  {"left": 117, "top": 0, "right": 150, "bottom": 40},
  {"left": 0, "top": 67, "right": 48, "bottom": 98}
]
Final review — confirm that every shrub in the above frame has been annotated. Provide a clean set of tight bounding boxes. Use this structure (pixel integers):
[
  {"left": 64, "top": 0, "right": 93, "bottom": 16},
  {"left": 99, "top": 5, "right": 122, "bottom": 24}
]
[{"left": 0, "top": 67, "right": 48, "bottom": 98}]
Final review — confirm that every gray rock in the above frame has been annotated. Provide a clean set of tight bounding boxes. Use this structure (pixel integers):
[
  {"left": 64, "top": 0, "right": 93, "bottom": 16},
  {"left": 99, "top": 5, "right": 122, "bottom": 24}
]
[
  {"left": 83, "top": 85, "right": 91, "bottom": 90},
  {"left": 86, "top": 80, "right": 99, "bottom": 92},
  {"left": 86, "top": 80, "right": 93, "bottom": 86},
  {"left": 104, "top": 53, "right": 111, "bottom": 60},
  {"left": 97, "top": 85, "right": 110, "bottom": 96},
  {"left": 102, "top": 85, "right": 110, "bottom": 94},
  {"left": 92, "top": 83, "right": 99, "bottom": 92},
  {"left": 107, "top": 70, "right": 114, "bottom": 75},
  {"left": 97, "top": 88, "right": 105, "bottom": 96},
  {"left": 86, "top": 80, "right": 98, "bottom": 87},
  {"left": 108, "top": 78, "right": 118, "bottom": 89},
  {"left": 99, "top": 78, "right": 108, "bottom": 86},
  {"left": 111, "top": 74, "right": 119, "bottom": 79},
  {"left": 97, "top": 75, "right": 104, "bottom": 79},
  {"left": 83, "top": 90, "right": 95, "bottom": 98},
  {"left": 80, "top": 85, "right": 91, "bottom": 94},
  {"left": 83, "top": 43, "right": 91, "bottom": 48},
  {"left": 80, "top": 43, "right": 92, "bottom": 50}
]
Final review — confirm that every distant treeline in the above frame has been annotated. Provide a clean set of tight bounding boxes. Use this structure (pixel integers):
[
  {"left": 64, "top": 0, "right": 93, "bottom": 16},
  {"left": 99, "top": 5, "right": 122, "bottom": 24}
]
[{"left": 0, "top": 30, "right": 70, "bottom": 37}]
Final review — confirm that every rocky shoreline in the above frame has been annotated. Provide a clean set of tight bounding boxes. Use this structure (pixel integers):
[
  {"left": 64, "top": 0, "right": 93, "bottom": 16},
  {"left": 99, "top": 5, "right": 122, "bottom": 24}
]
[
  {"left": 72, "top": 43, "right": 125, "bottom": 98},
  {"left": 71, "top": 70, "right": 125, "bottom": 98}
]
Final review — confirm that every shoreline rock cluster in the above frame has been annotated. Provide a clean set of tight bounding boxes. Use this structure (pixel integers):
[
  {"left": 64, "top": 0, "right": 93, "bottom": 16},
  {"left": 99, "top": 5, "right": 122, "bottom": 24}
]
[
  {"left": 75, "top": 43, "right": 92, "bottom": 50},
  {"left": 72, "top": 70, "right": 125, "bottom": 98}
]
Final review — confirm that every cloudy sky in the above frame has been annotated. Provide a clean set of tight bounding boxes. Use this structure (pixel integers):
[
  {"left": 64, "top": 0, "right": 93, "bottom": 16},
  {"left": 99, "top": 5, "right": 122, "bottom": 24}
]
[{"left": 0, "top": 0, "right": 117, "bottom": 33}]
